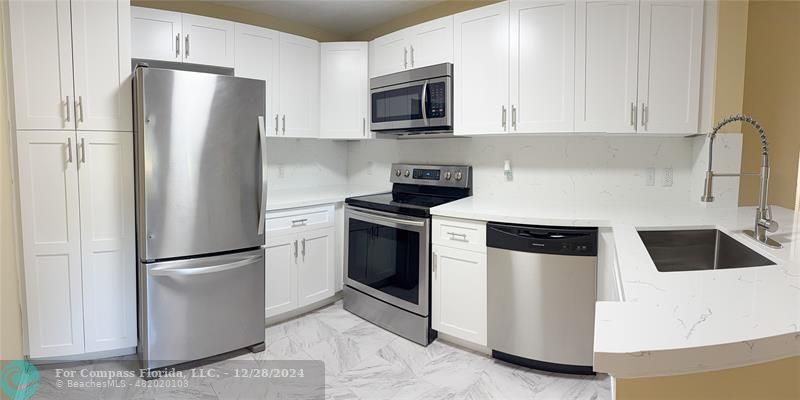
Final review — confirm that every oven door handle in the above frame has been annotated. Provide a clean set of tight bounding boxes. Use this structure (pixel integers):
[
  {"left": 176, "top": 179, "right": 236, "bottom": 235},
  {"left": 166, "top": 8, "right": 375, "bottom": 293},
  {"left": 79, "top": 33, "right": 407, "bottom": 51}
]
[{"left": 348, "top": 209, "right": 426, "bottom": 228}]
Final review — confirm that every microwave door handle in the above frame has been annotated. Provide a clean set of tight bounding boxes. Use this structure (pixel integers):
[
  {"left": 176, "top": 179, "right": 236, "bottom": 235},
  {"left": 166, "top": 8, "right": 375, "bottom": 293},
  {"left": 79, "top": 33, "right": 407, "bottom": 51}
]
[{"left": 421, "top": 81, "right": 428, "bottom": 122}]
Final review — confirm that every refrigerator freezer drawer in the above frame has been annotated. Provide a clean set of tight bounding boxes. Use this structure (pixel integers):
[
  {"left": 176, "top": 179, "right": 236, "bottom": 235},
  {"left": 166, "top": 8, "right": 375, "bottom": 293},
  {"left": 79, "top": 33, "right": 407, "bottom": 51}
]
[{"left": 139, "top": 248, "right": 265, "bottom": 369}]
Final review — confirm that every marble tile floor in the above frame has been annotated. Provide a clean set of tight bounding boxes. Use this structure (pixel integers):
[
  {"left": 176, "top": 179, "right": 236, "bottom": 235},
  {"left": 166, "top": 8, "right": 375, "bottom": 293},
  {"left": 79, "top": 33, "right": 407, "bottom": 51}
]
[{"left": 34, "top": 300, "right": 611, "bottom": 400}]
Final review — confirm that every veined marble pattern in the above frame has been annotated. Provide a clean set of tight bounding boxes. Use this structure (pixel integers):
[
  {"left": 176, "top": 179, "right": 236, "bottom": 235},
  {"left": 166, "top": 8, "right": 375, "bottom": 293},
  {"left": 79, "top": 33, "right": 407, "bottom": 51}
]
[
  {"left": 268, "top": 301, "right": 611, "bottom": 400},
  {"left": 34, "top": 301, "right": 610, "bottom": 400}
]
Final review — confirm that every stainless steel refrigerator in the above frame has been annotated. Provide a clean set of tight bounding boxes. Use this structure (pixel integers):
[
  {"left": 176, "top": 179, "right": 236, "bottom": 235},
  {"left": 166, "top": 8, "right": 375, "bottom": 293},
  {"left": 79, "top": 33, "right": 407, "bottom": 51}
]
[{"left": 133, "top": 67, "right": 267, "bottom": 371}]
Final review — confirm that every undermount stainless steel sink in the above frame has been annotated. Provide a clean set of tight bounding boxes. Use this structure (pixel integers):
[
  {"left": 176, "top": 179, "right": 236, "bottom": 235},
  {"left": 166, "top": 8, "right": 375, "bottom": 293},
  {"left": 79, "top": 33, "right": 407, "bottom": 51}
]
[{"left": 638, "top": 229, "right": 776, "bottom": 272}]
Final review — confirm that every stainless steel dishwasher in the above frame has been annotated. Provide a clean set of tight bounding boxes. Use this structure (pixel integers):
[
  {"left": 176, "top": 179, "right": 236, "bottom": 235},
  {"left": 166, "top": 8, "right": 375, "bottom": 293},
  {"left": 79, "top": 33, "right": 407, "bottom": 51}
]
[{"left": 487, "top": 222, "right": 598, "bottom": 375}]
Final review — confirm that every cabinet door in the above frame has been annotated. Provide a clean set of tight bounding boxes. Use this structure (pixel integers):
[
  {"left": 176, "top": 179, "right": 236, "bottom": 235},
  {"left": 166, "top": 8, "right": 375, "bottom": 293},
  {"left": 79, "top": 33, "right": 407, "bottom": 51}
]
[
  {"left": 453, "top": 2, "right": 510, "bottom": 135},
  {"left": 510, "top": 0, "right": 575, "bottom": 133},
  {"left": 637, "top": 0, "right": 703, "bottom": 134},
  {"left": 369, "top": 31, "right": 408, "bottom": 78},
  {"left": 432, "top": 245, "right": 487, "bottom": 346},
  {"left": 130, "top": 6, "right": 182, "bottom": 62},
  {"left": 182, "top": 14, "right": 235, "bottom": 67},
  {"left": 407, "top": 16, "right": 453, "bottom": 69},
  {"left": 70, "top": 0, "right": 132, "bottom": 132},
  {"left": 8, "top": 0, "right": 75, "bottom": 130},
  {"left": 298, "top": 227, "right": 335, "bottom": 307},
  {"left": 235, "top": 24, "right": 280, "bottom": 137},
  {"left": 16, "top": 131, "right": 84, "bottom": 358},
  {"left": 76, "top": 132, "right": 136, "bottom": 353},
  {"left": 265, "top": 234, "right": 298, "bottom": 317},
  {"left": 320, "top": 42, "right": 369, "bottom": 139},
  {"left": 278, "top": 33, "right": 319, "bottom": 138},
  {"left": 575, "top": 0, "right": 639, "bottom": 133}
]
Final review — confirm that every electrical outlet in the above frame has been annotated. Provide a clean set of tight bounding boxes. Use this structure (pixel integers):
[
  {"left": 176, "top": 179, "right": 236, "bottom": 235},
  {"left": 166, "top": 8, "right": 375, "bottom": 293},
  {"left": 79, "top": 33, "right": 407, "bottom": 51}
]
[
  {"left": 645, "top": 168, "right": 655, "bottom": 186},
  {"left": 662, "top": 167, "right": 673, "bottom": 187},
  {"left": 277, "top": 164, "right": 285, "bottom": 178}
]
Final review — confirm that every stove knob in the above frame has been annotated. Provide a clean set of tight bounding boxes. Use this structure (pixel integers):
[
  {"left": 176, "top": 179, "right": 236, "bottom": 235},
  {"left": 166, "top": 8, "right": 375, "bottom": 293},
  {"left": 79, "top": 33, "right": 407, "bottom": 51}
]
[
  {"left": 454, "top": 171, "right": 463, "bottom": 181},
  {"left": 395, "top": 168, "right": 401, "bottom": 177},
  {"left": 404, "top": 170, "right": 411, "bottom": 177},
  {"left": 444, "top": 171, "right": 452, "bottom": 180}
]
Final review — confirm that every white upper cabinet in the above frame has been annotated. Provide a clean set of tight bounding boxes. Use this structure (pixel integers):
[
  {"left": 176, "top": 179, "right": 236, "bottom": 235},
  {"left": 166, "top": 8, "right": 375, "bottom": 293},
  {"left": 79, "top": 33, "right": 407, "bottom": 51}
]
[
  {"left": 234, "top": 24, "right": 280, "bottom": 136},
  {"left": 637, "top": 0, "right": 703, "bottom": 134},
  {"left": 320, "top": 42, "right": 369, "bottom": 139},
  {"left": 131, "top": 7, "right": 234, "bottom": 68},
  {"left": 17, "top": 131, "right": 85, "bottom": 358},
  {"left": 77, "top": 131, "right": 136, "bottom": 353},
  {"left": 182, "top": 14, "right": 235, "bottom": 67},
  {"left": 10, "top": 0, "right": 131, "bottom": 132},
  {"left": 406, "top": 16, "right": 454, "bottom": 70},
  {"left": 510, "top": 0, "right": 575, "bottom": 133},
  {"left": 9, "top": 0, "right": 75, "bottom": 130},
  {"left": 130, "top": 6, "right": 182, "bottom": 63},
  {"left": 278, "top": 33, "right": 320, "bottom": 138},
  {"left": 575, "top": 0, "right": 640, "bottom": 133},
  {"left": 454, "top": 2, "right": 510, "bottom": 135},
  {"left": 369, "top": 31, "right": 408, "bottom": 78},
  {"left": 369, "top": 15, "right": 453, "bottom": 78},
  {"left": 71, "top": 0, "right": 132, "bottom": 131}
]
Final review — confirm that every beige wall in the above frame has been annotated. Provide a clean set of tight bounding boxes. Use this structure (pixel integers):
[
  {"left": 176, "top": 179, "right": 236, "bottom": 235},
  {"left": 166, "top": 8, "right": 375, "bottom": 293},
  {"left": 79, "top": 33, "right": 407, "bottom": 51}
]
[
  {"left": 617, "top": 355, "right": 800, "bottom": 400},
  {"left": 130, "top": 0, "right": 345, "bottom": 42},
  {"left": 738, "top": 0, "right": 800, "bottom": 208},
  {"left": 713, "top": 0, "right": 749, "bottom": 133},
  {"left": 347, "top": 0, "right": 500, "bottom": 41},
  {"left": 0, "top": 3, "right": 23, "bottom": 363}
]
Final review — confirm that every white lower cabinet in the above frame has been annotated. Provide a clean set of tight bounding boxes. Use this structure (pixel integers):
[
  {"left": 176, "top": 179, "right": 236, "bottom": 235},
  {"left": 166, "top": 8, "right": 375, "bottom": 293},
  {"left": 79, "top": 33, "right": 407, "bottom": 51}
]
[
  {"left": 17, "top": 131, "right": 135, "bottom": 358},
  {"left": 431, "top": 217, "right": 488, "bottom": 347},
  {"left": 265, "top": 205, "right": 336, "bottom": 318}
]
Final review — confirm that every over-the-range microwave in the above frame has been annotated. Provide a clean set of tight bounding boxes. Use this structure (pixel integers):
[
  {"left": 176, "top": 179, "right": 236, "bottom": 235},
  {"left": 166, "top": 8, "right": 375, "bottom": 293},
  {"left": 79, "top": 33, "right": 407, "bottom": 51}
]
[{"left": 370, "top": 63, "right": 453, "bottom": 136}]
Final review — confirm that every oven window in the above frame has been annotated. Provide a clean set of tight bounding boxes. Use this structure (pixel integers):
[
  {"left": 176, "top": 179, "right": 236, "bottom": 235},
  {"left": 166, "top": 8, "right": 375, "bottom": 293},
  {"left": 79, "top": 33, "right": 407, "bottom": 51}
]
[
  {"left": 347, "top": 218, "right": 420, "bottom": 305},
  {"left": 372, "top": 85, "right": 424, "bottom": 123}
]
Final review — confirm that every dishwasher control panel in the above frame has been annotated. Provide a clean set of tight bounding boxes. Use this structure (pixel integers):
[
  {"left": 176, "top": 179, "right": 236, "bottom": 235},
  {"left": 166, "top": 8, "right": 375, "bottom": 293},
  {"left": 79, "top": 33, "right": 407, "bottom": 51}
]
[{"left": 486, "top": 223, "right": 598, "bottom": 256}]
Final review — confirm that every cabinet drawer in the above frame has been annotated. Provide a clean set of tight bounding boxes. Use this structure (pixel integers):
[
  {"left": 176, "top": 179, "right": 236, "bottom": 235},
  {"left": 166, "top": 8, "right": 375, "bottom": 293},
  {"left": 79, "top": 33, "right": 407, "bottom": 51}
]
[
  {"left": 433, "top": 217, "right": 486, "bottom": 252},
  {"left": 266, "top": 204, "right": 334, "bottom": 235}
]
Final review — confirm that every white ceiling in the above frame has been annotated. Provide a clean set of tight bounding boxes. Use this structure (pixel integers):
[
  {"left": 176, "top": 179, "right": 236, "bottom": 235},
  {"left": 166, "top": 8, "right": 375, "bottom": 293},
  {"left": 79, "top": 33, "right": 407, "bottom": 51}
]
[{"left": 210, "top": 0, "right": 444, "bottom": 37}]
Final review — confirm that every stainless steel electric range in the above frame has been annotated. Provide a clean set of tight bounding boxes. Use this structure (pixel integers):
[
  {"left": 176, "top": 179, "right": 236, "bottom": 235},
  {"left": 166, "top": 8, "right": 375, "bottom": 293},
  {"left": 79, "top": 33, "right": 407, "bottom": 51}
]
[{"left": 343, "top": 163, "right": 472, "bottom": 345}]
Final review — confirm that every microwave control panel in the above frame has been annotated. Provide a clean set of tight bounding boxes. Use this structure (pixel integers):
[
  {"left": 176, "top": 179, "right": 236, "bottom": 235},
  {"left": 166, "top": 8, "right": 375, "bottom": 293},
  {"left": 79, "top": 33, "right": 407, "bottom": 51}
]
[{"left": 426, "top": 82, "right": 447, "bottom": 118}]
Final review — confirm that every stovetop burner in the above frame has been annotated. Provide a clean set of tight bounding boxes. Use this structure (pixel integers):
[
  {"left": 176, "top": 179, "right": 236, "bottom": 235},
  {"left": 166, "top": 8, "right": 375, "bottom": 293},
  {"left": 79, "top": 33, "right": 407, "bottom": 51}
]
[{"left": 346, "top": 164, "right": 472, "bottom": 218}]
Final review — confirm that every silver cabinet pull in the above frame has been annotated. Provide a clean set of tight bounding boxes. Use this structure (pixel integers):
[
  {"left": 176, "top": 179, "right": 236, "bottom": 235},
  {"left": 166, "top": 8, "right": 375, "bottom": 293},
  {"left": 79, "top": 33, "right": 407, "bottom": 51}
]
[
  {"left": 274, "top": 114, "right": 279, "bottom": 135},
  {"left": 301, "top": 238, "right": 306, "bottom": 258},
  {"left": 80, "top": 137, "right": 86, "bottom": 163},
  {"left": 65, "top": 95, "right": 71, "bottom": 122},
  {"left": 630, "top": 102, "right": 637, "bottom": 127},
  {"left": 291, "top": 218, "right": 308, "bottom": 226},
  {"left": 294, "top": 240, "right": 298, "bottom": 258},
  {"left": 77, "top": 96, "right": 84, "bottom": 123},
  {"left": 641, "top": 102, "right": 648, "bottom": 128},
  {"left": 362, "top": 117, "right": 366, "bottom": 136},
  {"left": 66, "top": 137, "right": 73, "bottom": 163},
  {"left": 282, "top": 115, "right": 286, "bottom": 134},
  {"left": 432, "top": 251, "right": 437, "bottom": 277},
  {"left": 185, "top": 34, "right": 190, "bottom": 58},
  {"left": 512, "top": 105, "right": 517, "bottom": 130},
  {"left": 403, "top": 47, "right": 408, "bottom": 69},
  {"left": 410, "top": 45, "right": 414, "bottom": 67},
  {"left": 175, "top": 34, "right": 180, "bottom": 58},
  {"left": 501, "top": 105, "right": 507, "bottom": 129},
  {"left": 447, "top": 231, "right": 468, "bottom": 241}
]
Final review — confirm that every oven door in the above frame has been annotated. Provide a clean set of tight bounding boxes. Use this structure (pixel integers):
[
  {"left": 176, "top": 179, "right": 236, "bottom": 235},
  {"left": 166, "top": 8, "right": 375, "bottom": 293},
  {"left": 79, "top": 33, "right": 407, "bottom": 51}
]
[
  {"left": 344, "top": 206, "right": 430, "bottom": 316},
  {"left": 370, "top": 77, "right": 452, "bottom": 132}
]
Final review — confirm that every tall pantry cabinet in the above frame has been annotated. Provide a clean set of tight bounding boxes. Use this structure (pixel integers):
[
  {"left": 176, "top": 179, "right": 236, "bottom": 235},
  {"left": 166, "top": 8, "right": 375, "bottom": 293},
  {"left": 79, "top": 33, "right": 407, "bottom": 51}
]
[{"left": 9, "top": 0, "right": 136, "bottom": 358}]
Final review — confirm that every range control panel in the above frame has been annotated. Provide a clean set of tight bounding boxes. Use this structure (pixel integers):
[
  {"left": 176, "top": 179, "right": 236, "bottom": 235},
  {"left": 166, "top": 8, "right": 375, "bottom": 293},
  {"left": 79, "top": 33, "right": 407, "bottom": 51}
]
[{"left": 390, "top": 163, "right": 471, "bottom": 188}]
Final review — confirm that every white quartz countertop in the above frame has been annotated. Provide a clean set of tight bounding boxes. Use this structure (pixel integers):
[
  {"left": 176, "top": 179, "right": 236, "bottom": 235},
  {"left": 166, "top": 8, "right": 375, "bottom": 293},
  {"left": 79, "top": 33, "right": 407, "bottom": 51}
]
[
  {"left": 266, "top": 184, "right": 389, "bottom": 211},
  {"left": 431, "top": 198, "right": 800, "bottom": 378}
]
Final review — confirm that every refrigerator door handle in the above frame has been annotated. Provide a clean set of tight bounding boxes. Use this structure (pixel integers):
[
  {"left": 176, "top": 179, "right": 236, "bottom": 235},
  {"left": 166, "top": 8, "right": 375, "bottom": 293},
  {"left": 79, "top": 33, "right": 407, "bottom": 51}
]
[
  {"left": 150, "top": 256, "right": 264, "bottom": 277},
  {"left": 257, "top": 116, "right": 267, "bottom": 235}
]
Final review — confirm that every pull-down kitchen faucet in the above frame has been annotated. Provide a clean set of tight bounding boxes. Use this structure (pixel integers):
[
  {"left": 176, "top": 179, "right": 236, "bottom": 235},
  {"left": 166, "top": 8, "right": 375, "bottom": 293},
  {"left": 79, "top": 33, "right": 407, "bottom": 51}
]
[{"left": 701, "top": 114, "right": 782, "bottom": 248}]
